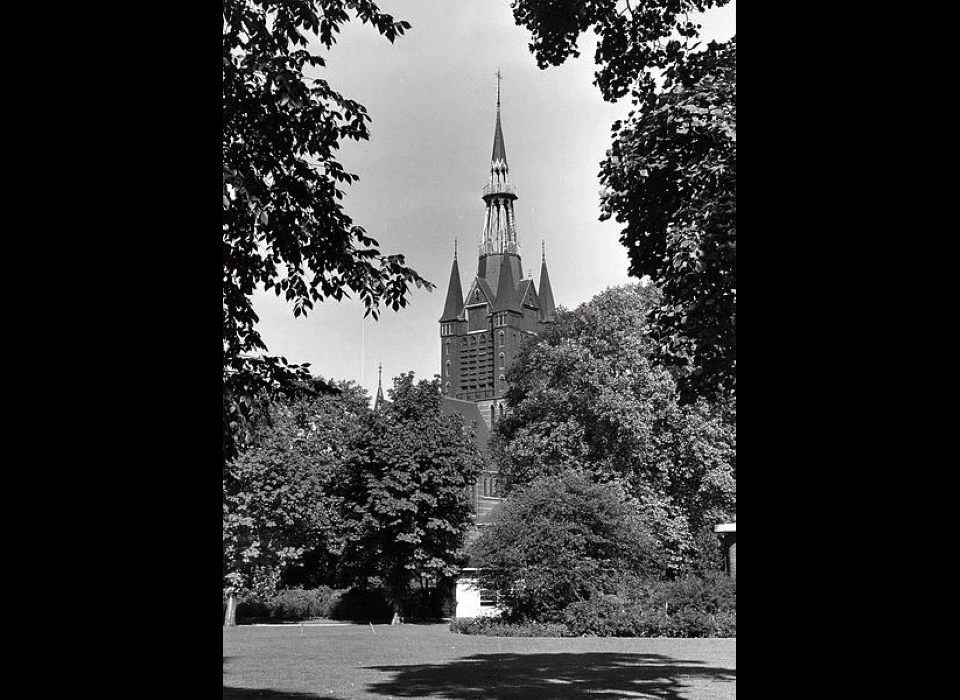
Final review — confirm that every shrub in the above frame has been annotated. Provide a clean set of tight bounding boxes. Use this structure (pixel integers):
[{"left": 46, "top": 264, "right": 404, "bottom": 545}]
[
  {"left": 451, "top": 574, "right": 736, "bottom": 638},
  {"left": 563, "top": 596, "right": 645, "bottom": 637},
  {"left": 654, "top": 573, "right": 737, "bottom": 617},
  {"left": 563, "top": 575, "right": 736, "bottom": 638},
  {"left": 471, "top": 472, "right": 665, "bottom": 623},
  {"left": 450, "top": 617, "right": 571, "bottom": 638},
  {"left": 236, "top": 587, "right": 343, "bottom": 622},
  {"left": 329, "top": 587, "right": 393, "bottom": 623}
]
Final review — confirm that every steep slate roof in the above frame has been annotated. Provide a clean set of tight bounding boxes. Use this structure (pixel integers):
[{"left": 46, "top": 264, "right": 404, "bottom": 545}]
[
  {"left": 539, "top": 256, "right": 557, "bottom": 321},
  {"left": 492, "top": 108, "right": 508, "bottom": 168},
  {"left": 493, "top": 253, "right": 521, "bottom": 313},
  {"left": 441, "top": 256, "right": 465, "bottom": 322},
  {"left": 441, "top": 397, "right": 491, "bottom": 453}
]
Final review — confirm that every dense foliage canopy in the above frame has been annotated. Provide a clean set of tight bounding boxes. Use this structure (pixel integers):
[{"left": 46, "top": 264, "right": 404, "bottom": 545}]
[
  {"left": 494, "top": 285, "right": 736, "bottom": 568},
  {"left": 222, "top": 0, "right": 430, "bottom": 463},
  {"left": 223, "top": 381, "right": 369, "bottom": 607},
  {"left": 603, "top": 41, "right": 736, "bottom": 398},
  {"left": 512, "top": 0, "right": 737, "bottom": 399},
  {"left": 223, "top": 374, "right": 482, "bottom": 625},
  {"left": 472, "top": 471, "right": 665, "bottom": 622},
  {"left": 337, "top": 375, "right": 482, "bottom": 622},
  {"left": 512, "top": 0, "right": 733, "bottom": 104}
]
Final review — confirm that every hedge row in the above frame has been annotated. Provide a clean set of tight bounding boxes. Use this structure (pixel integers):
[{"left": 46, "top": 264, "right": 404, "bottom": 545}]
[
  {"left": 450, "top": 618, "right": 573, "bottom": 638},
  {"left": 452, "top": 575, "right": 737, "bottom": 639},
  {"left": 452, "top": 610, "right": 736, "bottom": 639},
  {"left": 232, "top": 587, "right": 393, "bottom": 623},
  {"left": 234, "top": 588, "right": 342, "bottom": 622}
]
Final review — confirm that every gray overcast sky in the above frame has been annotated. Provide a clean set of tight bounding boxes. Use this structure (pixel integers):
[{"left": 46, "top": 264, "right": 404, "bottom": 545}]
[{"left": 254, "top": 0, "right": 737, "bottom": 398}]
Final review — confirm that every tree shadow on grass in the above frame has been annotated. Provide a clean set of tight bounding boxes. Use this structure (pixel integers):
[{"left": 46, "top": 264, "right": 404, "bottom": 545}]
[{"left": 366, "top": 653, "right": 736, "bottom": 700}]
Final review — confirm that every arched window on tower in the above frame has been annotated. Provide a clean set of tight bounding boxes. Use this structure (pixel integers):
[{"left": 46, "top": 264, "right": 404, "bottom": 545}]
[
  {"left": 499, "top": 404, "right": 505, "bottom": 420},
  {"left": 499, "top": 331, "right": 505, "bottom": 347},
  {"left": 499, "top": 353, "right": 506, "bottom": 369},
  {"left": 491, "top": 405, "right": 496, "bottom": 424},
  {"left": 445, "top": 361, "right": 451, "bottom": 378},
  {"left": 445, "top": 382, "right": 451, "bottom": 395}
]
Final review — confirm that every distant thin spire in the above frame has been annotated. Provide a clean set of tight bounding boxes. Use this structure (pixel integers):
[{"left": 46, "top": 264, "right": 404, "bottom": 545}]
[
  {"left": 374, "top": 363, "right": 386, "bottom": 411},
  {"left": 497, "top": 69, "right": 503, "bottom": 108}
]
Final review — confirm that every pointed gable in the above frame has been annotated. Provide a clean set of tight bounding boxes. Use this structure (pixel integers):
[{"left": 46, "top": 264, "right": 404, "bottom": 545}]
[
  {"left": 518, "top": 280, "right": 539, "bottom": 310},
  {"left": 466, "top": 278, "right": 495, "bottom": 308}
]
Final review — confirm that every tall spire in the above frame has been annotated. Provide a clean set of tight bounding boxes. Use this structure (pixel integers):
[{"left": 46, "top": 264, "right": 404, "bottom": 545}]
[
  {"left": 440, "top": 252, "right": 465, "bottom": 323},
  {"left": 482, "top": 72, "right": 520, "bottom": 261},
  {"left": 540, "top": 242, "right": 557, "bottom": 322}
]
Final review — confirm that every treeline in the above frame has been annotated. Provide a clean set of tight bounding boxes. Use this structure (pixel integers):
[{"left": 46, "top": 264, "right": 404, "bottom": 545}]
[
  {"left": 222, "top": 284, "right": 736, "bottom": 636},
  {"left": 222, "top": 374, "right": 482, "bottom": 626},
  {"left": 462, "top": 284, "right": 736, "bottom": 636}
]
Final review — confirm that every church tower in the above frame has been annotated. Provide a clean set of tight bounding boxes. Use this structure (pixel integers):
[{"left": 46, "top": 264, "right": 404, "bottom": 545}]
[{"left": 440, "top": 85, "right": 558, "bottom": 430}]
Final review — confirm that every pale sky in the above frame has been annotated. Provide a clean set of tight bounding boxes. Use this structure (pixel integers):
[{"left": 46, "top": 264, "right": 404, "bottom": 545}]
[{"left": 254, "top": 0, "right": 737, "bottom": 398}]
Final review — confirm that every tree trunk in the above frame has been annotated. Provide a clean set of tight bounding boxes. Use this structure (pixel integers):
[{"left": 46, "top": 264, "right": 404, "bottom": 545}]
[{"left": 225, "top": 593, "right": 238, "bottom": 627}]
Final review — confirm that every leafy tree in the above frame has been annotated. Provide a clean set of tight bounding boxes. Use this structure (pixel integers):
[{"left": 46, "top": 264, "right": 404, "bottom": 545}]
[
  {"left": 512, "top": 0, "right": 732, "bottom": 105},
  {"left": 472, "top": 471, "right": 665, "bottom": 622},
  {"left": 337, "top": 374, "right": 482, "bottom": 624},
  {"left": 603, "top": 41, "right": 737, "bottom": 399},
  {"left": 222, "top": 381, "right": 370, "bottom": 626},
  {"left": 223, "top": 0, "right": 431, "bottom": 463},
  {"left": 512, "top": 0, "right": 736, "bottom": 399},
  {"left": 494, "top": 285, "right": 736, "bottom": 568}
]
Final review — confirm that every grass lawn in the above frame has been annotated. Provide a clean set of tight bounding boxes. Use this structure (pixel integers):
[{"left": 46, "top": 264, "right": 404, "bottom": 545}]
[{"left": 223, "top": 624, "right": 736, "bottom": 699}]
